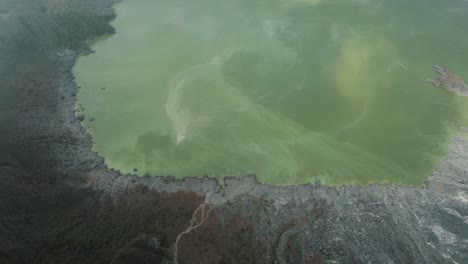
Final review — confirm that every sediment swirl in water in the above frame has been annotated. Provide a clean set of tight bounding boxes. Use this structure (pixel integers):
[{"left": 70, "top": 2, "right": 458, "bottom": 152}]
[{"left": 74, "top": 0, "right": 468, "bottom": 185}]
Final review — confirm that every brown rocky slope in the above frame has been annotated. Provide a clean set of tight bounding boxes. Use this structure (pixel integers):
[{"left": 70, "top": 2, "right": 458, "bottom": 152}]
[{"left": 1, "top": 0, "right": 468, "bottom": 263}]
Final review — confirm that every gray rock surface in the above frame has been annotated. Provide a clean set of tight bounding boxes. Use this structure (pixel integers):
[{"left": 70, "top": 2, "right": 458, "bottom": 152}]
[
  {"left": 426, "top": 65, "right": 468, "bottom": 97},
  {"left": 1, "top": 0, "right": 468, "bottom": 263}
]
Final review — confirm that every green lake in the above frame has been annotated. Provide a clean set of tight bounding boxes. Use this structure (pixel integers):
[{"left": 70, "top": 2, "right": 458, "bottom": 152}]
[{"left": 74, "top": 0, "right": 468, "bottom": 185}]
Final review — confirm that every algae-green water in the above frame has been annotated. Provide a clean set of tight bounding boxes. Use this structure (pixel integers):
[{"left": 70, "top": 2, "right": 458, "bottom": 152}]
[{"left": 74, "top": 0, "right": 468, "bottom": 185}]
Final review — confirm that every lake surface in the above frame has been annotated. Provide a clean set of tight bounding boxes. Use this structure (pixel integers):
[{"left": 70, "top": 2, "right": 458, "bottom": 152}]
[{"left": 74, "top": 0, "right": 468, "bottom": 185}]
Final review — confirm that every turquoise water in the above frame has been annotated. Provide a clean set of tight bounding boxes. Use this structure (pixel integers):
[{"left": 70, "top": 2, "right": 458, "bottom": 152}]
[{"left": 74, "top": 0, "right": 468, "bottom": 185}]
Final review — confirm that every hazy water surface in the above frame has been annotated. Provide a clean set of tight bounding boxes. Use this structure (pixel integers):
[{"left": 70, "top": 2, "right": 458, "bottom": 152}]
[{"left": 74, "top": 0, "right": 468, "bottom": 185}]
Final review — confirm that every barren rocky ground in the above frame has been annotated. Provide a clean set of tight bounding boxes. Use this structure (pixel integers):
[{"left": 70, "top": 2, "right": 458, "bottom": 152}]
[{"left": 1, "top": 0, "right": 468, "bottom": 263}]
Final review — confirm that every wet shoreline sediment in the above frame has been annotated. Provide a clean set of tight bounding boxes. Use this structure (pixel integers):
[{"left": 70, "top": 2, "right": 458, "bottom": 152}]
[{"left": 1, "top": 0, "right": 468, "bottom": 263}]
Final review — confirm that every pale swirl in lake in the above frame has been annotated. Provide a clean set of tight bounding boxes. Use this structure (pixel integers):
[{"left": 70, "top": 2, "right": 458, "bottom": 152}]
[{"left": 74, "top": 0, "right": 468, "bottom": 185}]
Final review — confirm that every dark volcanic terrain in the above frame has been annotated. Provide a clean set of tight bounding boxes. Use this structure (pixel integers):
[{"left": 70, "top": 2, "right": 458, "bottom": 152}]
[{"left": 1, "top": 0, "right": 468, "bottom": 263}]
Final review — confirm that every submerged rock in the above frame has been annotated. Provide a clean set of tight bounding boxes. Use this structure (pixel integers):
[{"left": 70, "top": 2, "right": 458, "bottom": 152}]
[{"left": 426, "top": 65, "right": 468, "bottom": 96}]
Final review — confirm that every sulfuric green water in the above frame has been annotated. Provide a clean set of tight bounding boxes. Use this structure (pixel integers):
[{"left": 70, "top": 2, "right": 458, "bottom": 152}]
[{"left": 74, "top": 0, "right": 468, "bottom": 185}]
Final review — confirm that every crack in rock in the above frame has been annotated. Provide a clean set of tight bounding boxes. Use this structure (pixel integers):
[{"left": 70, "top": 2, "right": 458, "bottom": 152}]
[{"left": 172, "top": 201, "right": 213, "bottom": 264}]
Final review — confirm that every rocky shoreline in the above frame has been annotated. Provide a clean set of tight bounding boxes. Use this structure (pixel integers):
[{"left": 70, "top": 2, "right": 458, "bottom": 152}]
[{"left": 1, "top": 0, "right": 468, "bottom": 263}]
